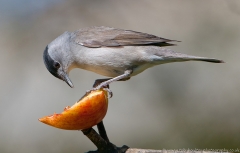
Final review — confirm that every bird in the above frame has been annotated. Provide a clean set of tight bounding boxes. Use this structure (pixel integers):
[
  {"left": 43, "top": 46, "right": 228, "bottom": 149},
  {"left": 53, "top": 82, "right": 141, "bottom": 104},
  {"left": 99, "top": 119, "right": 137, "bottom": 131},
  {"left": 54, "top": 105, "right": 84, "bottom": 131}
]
[{"left": 43, "top": 26, "right": 223, "bottom": 94}]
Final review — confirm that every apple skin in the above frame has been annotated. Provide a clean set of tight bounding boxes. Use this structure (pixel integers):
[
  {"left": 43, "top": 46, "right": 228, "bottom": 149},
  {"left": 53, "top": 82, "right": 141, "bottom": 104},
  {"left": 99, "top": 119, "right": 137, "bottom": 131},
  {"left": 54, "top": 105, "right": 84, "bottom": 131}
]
[{"left": 39, "top": 89, "right": 108, "bottom": 130}]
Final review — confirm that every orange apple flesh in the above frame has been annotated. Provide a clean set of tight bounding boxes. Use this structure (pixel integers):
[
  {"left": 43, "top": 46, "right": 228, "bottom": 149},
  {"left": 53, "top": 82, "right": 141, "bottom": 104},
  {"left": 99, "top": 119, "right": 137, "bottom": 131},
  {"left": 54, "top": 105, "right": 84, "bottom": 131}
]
[{"left": 39, "top": 89, "right": 108, "bottom": 130}]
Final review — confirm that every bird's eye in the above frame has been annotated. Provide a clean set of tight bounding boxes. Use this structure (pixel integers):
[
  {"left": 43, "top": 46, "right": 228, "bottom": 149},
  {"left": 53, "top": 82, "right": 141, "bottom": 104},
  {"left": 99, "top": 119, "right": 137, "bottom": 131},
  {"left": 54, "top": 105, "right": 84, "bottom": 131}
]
[{"left": 54, "top": 62, "right": 60, "bottom": 69}]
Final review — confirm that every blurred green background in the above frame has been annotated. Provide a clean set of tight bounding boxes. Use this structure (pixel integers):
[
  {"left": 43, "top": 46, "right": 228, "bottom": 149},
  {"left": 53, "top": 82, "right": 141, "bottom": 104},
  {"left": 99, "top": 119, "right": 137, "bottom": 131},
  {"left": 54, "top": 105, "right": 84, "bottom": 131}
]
[{"left": 0, "top": 0, "right": 239, "bottom": 152}]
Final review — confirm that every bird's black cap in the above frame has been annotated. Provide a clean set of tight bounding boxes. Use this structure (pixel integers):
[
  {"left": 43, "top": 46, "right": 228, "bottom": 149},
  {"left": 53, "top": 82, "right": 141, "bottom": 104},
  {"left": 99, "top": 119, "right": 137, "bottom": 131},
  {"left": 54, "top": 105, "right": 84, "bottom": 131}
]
[
  {"left": 43, "top": 46, "right": 74, "bottom": 88},
  {"left": 43, "top": 46, "right": 61, "bottom": 80}
]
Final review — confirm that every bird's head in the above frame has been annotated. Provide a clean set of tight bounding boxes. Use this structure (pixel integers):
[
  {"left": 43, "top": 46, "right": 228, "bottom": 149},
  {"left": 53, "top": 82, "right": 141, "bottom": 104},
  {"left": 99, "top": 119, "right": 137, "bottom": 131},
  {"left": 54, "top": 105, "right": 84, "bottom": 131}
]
[{"left": 43, "top": 32, "right": 74, "bottom": 88}]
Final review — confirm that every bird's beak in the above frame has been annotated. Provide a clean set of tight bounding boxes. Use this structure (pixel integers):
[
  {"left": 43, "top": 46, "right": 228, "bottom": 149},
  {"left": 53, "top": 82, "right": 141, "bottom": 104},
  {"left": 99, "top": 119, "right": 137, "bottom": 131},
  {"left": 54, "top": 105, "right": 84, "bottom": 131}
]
[{"left": 62, "top": 72, "right": 74, "bottom": 88}]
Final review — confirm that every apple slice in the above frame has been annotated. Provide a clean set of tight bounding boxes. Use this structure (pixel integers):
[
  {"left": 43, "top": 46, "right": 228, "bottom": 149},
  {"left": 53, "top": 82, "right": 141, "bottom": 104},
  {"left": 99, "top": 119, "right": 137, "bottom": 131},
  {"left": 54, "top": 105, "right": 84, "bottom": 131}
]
[{"left": 39, "top": 89, "right": 108, "bottom": 130}]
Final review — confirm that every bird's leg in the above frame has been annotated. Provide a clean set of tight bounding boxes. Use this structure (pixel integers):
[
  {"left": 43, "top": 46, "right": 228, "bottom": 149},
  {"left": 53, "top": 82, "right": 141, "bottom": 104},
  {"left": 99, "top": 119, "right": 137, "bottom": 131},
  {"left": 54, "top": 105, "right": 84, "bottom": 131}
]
[
  {"left": 92, "top": 77, "right": 131, "bottom": 98},
  {"left": 94, "top": 69, "right": 133, "bottom": 91},
  {"left": 93, "top": 76, "right": 131, "bottom": 88},
  {"left": 93, "top": 78, "right": 111, "bottom": 88},
  {"left": 88, "top": 70, "right": 132, "bottom": 98},
  {"left": 90, "top": 78, "right": 112, "bottom": 98}
]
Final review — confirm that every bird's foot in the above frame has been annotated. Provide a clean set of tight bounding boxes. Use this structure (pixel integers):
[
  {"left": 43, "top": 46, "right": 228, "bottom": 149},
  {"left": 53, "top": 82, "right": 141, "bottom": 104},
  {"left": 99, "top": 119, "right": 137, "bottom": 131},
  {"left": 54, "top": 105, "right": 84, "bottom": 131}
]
[
  {"left": 86, "top": 87, "right": 113, "bottom": 98},
  {"left": 102, "top": 88, "right": 113, "bottom": 98}
]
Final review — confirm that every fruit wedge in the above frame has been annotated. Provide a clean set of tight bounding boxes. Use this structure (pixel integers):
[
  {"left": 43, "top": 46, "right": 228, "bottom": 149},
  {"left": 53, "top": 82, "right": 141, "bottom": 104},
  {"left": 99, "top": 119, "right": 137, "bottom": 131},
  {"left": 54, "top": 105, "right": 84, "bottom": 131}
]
[{"left": 39, "top": 89, "right": 108, "bottom": 130}]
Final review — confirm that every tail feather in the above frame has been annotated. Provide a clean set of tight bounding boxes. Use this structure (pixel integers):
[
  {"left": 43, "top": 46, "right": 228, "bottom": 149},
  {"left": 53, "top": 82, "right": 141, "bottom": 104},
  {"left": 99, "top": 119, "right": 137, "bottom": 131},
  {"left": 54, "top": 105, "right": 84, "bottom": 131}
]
[
  {"left": 194, "top": 58, "right": 224, "bottom": 63},
  {"left": 153, "top": 48, "right": 224, "bottom": 64}
]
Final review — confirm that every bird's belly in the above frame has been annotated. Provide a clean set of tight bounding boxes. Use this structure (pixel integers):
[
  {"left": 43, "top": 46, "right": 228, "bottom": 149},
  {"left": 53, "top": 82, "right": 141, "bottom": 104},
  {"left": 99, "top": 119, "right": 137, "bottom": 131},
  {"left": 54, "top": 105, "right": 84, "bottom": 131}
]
[
  {"left": 83, "top": 63, "right": 153, "bottom": 78},
  {"left": 86, "top": 65, "right": 126, "bottom": 77}
]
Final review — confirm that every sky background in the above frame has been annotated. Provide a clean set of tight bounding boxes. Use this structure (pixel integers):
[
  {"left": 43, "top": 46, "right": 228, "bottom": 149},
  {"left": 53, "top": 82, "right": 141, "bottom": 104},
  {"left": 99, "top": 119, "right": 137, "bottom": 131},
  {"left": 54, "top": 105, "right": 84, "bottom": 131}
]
[{"left": 0, "top": 0, "right": 240, "bottom": 152}]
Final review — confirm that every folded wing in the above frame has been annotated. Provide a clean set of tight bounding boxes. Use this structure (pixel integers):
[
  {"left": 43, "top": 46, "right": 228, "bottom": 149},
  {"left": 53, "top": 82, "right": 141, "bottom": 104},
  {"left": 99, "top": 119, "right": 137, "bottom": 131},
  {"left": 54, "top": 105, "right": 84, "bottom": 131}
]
[{"left": 73, "top": 26, "right": 179, "bottom": 48}]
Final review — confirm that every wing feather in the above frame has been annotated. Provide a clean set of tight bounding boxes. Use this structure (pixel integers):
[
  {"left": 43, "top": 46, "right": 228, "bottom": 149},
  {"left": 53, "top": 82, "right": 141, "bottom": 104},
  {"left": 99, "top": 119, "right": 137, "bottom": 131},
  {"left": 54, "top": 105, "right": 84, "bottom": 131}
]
[{"left": 73, "top": 26, "right": 179, "bottom": 48}]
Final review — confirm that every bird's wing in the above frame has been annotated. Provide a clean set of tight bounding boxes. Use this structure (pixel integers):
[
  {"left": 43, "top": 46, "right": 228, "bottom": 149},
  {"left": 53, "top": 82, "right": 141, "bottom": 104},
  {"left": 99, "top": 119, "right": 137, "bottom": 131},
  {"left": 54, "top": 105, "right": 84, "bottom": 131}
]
[{"left": 73, "top": 26, "right": 179, "bottom": 48}]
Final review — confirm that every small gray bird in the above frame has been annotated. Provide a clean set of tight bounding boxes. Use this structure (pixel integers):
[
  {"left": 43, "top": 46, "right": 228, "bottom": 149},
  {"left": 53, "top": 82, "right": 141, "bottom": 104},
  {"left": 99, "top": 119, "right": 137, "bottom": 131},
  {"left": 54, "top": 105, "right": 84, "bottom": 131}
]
[{"left": 43, "top": 26, "right": 223, "bottom": 92}]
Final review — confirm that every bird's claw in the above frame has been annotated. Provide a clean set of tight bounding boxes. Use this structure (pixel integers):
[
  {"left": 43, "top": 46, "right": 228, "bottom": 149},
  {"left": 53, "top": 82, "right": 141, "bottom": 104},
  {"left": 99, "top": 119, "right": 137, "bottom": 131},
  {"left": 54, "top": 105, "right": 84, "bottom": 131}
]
[
  {"left": 86, "top": 87, "right": 113, "bottom": 98},
  {"left": 102, "top": 88, "right": 113, "bottom": 98}
]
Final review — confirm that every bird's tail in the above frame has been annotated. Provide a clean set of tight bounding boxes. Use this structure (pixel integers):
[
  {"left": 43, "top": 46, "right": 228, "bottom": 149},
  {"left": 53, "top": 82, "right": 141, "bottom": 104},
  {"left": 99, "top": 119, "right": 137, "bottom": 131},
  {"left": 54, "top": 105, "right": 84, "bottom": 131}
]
[
  {"left": 151, "top": 48, "right": 224, "bottom": 64},
  {"left": 190, "top": 58, "right": 224, "bottom": 63},
  {"left": 153, "top": 48, "right": 224, "bottom": 63}
]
